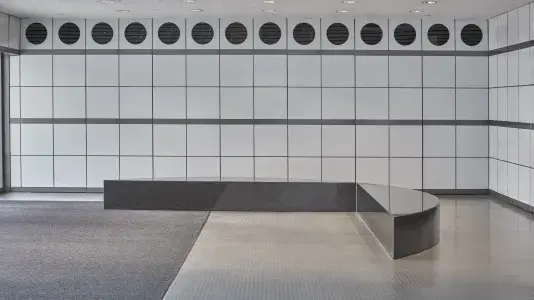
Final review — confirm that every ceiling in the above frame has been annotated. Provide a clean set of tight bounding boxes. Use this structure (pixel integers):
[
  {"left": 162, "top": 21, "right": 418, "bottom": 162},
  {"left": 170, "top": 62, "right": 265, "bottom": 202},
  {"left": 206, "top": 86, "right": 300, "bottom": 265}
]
[{"left": 0, "top": 0, "right": 530, "bottom": 19}]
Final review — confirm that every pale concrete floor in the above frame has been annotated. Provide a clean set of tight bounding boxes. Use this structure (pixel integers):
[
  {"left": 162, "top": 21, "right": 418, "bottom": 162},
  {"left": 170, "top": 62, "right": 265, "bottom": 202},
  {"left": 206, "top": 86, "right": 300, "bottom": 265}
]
[{"left": 163, "top": 196, "right": 534, "bottom": 300}]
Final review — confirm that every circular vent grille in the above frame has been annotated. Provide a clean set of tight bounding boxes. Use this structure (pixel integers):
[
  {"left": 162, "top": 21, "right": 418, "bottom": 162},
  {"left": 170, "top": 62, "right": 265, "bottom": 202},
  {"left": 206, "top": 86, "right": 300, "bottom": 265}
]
[
  {"left": 225, "top": 22, "right": 248, "bottom": 45},
  {"left": 259, "top": 22, "right": 281, "bottom": 45},
  {"left": 92, "top": 22, "right": 114, "bottom": 45},
  {"left": 192, "top": 22, "right": 214, "bottom": 45},
  {"left": 461, "top": 24, "right": 483, "bottom": 46},
  {"left": 427, "top": 24, "right": 449, "bottom": 46},
  {"left": 26, "top": 23, "right": 47, "bottom": 45},
  {"left": 293, "top": 23, "right": 315, "bottom": 45},
  {"left": 360, "top": 23, "right": 382, "bottom": 46},
  {"left": 394, "top": 23, "right": 416, "bottom": 46},
  {"left": 327, "top": 23, "right": 349, "bottom": 46},
  {"left": 158, "top": 22, "right": 180, "bottom": 45},
  {"left": 58, "top": 22, "right": 80, "bottom": 45},
  {"left": 125, "top": 22, "right": 147, "bottom": 45}
]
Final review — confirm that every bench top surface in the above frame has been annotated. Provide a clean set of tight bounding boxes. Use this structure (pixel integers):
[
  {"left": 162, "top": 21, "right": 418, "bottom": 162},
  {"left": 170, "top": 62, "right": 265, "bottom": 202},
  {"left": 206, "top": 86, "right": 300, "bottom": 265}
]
[{"left": 358, "top": 183, "right": 439, "bottom": 216}]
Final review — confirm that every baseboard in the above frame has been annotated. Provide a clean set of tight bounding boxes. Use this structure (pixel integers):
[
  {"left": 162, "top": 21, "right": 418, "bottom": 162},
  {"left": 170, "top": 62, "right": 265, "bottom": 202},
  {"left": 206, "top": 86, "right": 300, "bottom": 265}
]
[
  {"left": 489, "top": 190, "right": 534, "bottom": 214},
  {"left": 10, "top": 187, "right": 104, "bottom": 193},
  {"left": 423, "top": 189, "right": 490, "bottom": 195}
]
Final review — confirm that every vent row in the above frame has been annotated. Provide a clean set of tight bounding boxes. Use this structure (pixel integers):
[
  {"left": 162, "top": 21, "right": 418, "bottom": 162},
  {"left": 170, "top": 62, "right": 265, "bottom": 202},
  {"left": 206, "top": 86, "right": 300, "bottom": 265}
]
[{"left": 26, "top": 21, "right": 483, "bottom": 47}]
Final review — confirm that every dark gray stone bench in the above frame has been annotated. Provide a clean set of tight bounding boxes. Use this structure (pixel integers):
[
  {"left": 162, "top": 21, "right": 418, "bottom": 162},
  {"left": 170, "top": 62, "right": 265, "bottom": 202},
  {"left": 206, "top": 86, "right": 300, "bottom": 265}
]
[{"left": 356, "top": 183, "right": 440, "bottom": 259}]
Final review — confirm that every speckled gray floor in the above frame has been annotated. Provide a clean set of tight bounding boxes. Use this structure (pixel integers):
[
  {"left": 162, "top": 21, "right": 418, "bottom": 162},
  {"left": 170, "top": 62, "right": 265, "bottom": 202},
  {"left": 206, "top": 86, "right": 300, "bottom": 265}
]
[
  {"left": 0, "top": 201, "right": 209, "bottom": 300},
  {"left": 163, "top": 196, "right": 534, "bottom": 300}
]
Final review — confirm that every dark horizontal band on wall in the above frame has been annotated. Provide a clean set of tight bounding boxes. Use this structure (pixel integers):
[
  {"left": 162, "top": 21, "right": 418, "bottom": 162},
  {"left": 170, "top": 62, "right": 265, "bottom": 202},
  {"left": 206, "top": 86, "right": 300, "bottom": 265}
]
[
  {"left": 488, "top": 40, "right": 534, "bottom": 56},
  {"left": 489, "top": 120, "right": 532, "bottom": 129},
  {"left": 19, "top": 49, "right": 490, "bottom": 57},
  {"left": 489, "top": 190, "right": 534, "bottom": 214},
  {"left": 0, "top": 46, "right": 21, "bottom": 55},
  {"left": 10, "top": 118, "right": 490, "bottom": 126},
  {"left": 423, "top": 189, "right": 489, "bottom": 195}
]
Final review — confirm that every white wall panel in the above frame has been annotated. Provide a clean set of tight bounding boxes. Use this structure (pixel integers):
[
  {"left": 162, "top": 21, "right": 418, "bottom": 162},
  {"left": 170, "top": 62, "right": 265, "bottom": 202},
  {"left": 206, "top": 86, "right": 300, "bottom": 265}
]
[
  {"left": 54, "top": 124, "right": 86, "bottom": 155},
  {"left": 508, "top": 9, "right": 519, "bottom": 46},
  {"left": 87, "top": 124, "right": 119, "bottom": 156},
  {"left": 457, "top": 158, "right": 489, "bottom": 189},
  {"left": 220, "top": 88, "right": 253, "bottom": 119},
  {"left": 153, "top": 55, "right": 186, "bottom": 86},
  {"left": 86, "top": 55, "right": 118, "bottom": 86},
  {"left": 120, "top": 55, "right": 152, "bottom": 86},
  {"left": 154, "top": 125, "right": 186, "bottom": 156},
  {"left": 187, "top": 88, "right": 219, "bottom": 119},
  {"left": 86, "top": 87, "right": 119, "bottom": 118},
  {"left": 187, "top": 125, "right": 220, "bottom": 156},
  {"left": 120, "top": 124, "right": 152, "bottom": 156},
  {"left": 289, "top": 158, "right": 321, "bottom": 182},
  {"left": 423, "top": 88, "right": 455, "bottom": 120},
  {"left": 21, "top": 55, "right": 52, "bottom": 86},
  {"left": 288, "top": 126, "right": 321, "bottom": 157},
  {"left": 21, "top": 156, "right": 53, "bottom": 187},
  {"left": 423, "top": 126, "right": 455, "bottom": 157},
  {"left": 507, "top": 87, "right": 519, "bottom": 122},
  {"left": 54, "top": 156, "right": 86, "bottom": 187},
  {"left": 456, "top": 57, "right": 488, "bottom": 88},
  {"left": 356, "top": 126, "right": 389, "bottom": 157},
  {"left": 220, "top": 55, "right": 253, "bottom": 86},
  {"left": 322, "top": 55, "right": 354, "bottom": 87},
  {"left": 508, "top": 163, "right": 519, "bottom": 200},
  {"left": 254, "top": 88, "right": 287, "bottom": 119},
  {"left": 0, "top": 14, "right": 10, "bottom": 47},
  {"left": 255, "top": 158, "right": 287, "bottom": 181},
  {"left": 186, "top": 55, "right": 219, "bottom": 86},
  {"left": 518, "top": 166, "right": 530, "bottom": 204},
  {"left": 390, "top": 158, "right": 422, "bottom": 189},
  {"left": 187, "top": 157, "right": 220, "bottom": 180},
  {"left": 120, "top": 157, "right": 152, "bottom": 180},
  {"left": 390, "top": 126, "right": 422, "bottom": 157},
  {"left": 53, "top": 87, "right": 85, "bottom": 118},
  {"left": 288, "top": 55, "right": 321, "bottom": 87},
  {"left": 356, "top": 88, "right": 389, "bottom": 119},
  {"left": 153, "top": 87, "right": 186, "bottom": 119},
  {"left": 518, "top": 5, "right": 530, "bottom": 43},
  {"left": 221, "top": 157, "right": 253, "bottom": 181},
  {"left": 221, "top": 125, "right": 253, "bottom": 157},
  {"left": 456, "top": 89, "right": 488, "bottom": 120},
  {"left": 355, "top": 56, "right": 388, "bottom": 87},
  {"left": 389, "top": 56, "right": 422, "bottom": 87},
  {"left": 423, "top": 158, "right": 455, "bottom": 189},
  {"left": 53, "top": 55, "right": 85, "bottom": 86},
  {"left": 456, "top": 126, "right": 488, "bottom": 158},
  {"left": 154, "top": 157, "right": 186, "bottom": 178},
  {"left": 489, "top": 17, "right": 498, "bottom": 50},
  {"left": 119, "top": 87, "right": 152, "bottom": 119},
  {"left": 497, "top": 14, "right": 508, "bottom": 48},
  {"left": 518, "top": 49, "right": 530, "bottom": 86},
  {"left": 322, "top": 88, "right": 355, "bottom": 119},
  {"left": 356, "top": 158, "right": 388, "bottom": 185},
  {"left": 288, "top": 88, "right": 321, "bottom": 119},
  {"left": 389, "top": 88, "right": 422, "bottom": 120},
  {"left": 322, "top": 125, "right": 355, "bottom": 157},
  {"left": 255, "top": 125, "right": 287, "bottom": 156},
  {"left": 20, "top": 87, "right": 52, "bottom": 119},
  {"left": 322, "top": 158, "right": 355, "bottom": 182},
  {"left": 9, "top": 16, "right": 21, "bottom": 49},
  {"left": 423, "top": 56, "right": 455, "bottom": 87}
]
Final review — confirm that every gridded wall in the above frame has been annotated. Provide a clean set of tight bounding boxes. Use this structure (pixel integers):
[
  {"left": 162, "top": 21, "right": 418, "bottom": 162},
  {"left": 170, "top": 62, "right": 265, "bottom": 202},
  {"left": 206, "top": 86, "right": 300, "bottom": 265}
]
[
  {"left": 9, "top": 17, "right": 489, "bottom": 190},
  {"left": 489, "top": 3, "right": 534, "bottom": 210}
]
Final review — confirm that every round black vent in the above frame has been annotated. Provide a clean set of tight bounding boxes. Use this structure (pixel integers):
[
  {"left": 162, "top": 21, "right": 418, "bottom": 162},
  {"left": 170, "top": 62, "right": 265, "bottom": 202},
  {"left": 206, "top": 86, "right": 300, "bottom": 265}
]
[
  {"left": 92, "top": 22, "right": 114, "bottom": 45},
  {"left": 461, "top": 24, "right": 483, "bottom": 46},
  {"left": 125, "top": 22, "right": 147, "bottom": 45},
  {"left": 394, "top": 23, "right": 416, "bottom": 46},
  {"left": 58, "top": 22, "right": 80, "bottom": 45},
  {"left": 26, "top": 23, "right": 47, "bottom": 45},
  {"left": 259, "top": 22, "right": 281, "bottom": 45},
  {"left": 225, "top": 22, "right": 248, "bottom": 45},
  {"left": 192, "top": 22, "right": 214, "bottom": 45},
  {"left": 427, "top": 24, "right": 449, "bottom": 46},
  {"left": 293, "top": 23, "right": 315, "bottom": 45},
  {"left": 158, "top": 22, "right": 180, "bottom": 45},
  {"left": 326, "top": 23, "right": 349, "bottom": 45},
  {"left": 360, "top": 23, "right": 382, "bottom": 46}
]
